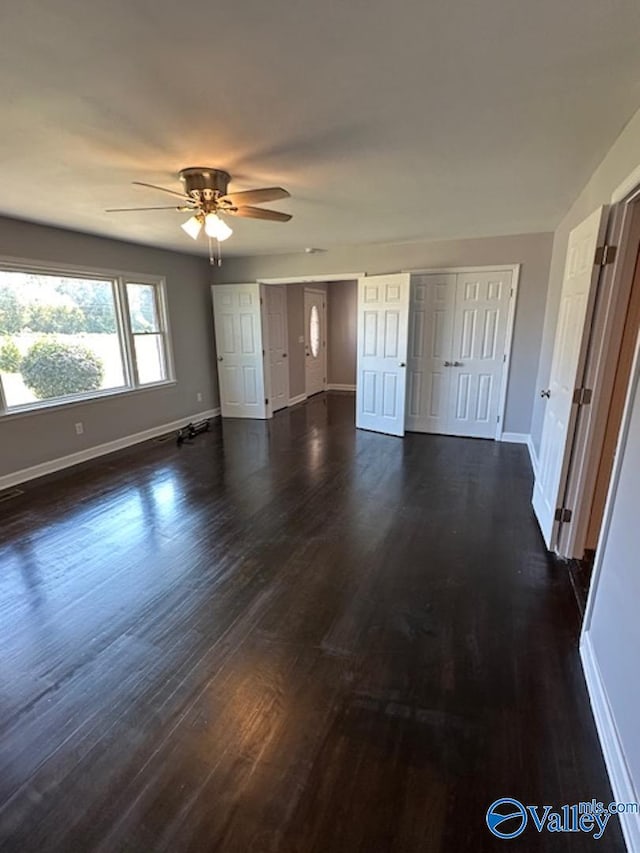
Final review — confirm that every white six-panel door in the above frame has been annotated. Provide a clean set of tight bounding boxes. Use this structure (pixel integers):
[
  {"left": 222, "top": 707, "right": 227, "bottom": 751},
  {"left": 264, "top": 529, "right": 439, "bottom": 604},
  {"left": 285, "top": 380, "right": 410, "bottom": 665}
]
[
  {"left": 405, "top": 270, "right": 513, "bottom": 438},
  {"left": 448, "top": 271, "right": 513, "bottom": 438},
  {"left": 532, "top": 206, "right": 607, "bottom": 549},
  {"left": 406, "top": 274, "right": 456, "bottom": 433},
  {"left": 263, "top": 285, "right": 289, "bottom": 412},
  {"left": 356, "top": 273, "right": 411, "bottom": 436},
  {"left": 211, "top": 283, "right": 267, "bottom": 419}
]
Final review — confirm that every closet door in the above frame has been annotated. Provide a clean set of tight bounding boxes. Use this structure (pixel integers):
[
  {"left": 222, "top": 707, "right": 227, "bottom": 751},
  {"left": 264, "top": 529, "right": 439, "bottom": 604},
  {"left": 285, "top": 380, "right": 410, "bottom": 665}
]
[
  {"left": 406, "top": 274, "right": 456, "bottom": 433},
  {"left": 447, "top": 271, "right": 513, "bottom": 438}
]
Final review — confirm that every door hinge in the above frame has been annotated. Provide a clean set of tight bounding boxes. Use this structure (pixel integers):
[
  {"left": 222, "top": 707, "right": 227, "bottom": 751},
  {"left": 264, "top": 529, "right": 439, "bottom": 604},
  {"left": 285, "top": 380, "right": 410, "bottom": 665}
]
[
  {"left": 265, "top": 398, "right": 269, "bottom": 404},
  {"left": 503, "top": 354, "right": 507, "bottom": 363},
  {"left": 262, "top": 349, "right": 265, "bottom": 356},
  {"left": 510, "top": 287, "right": 514, "bottom": 298},
  {"left": 594, "top": 244, "right": 617, "bottom": 266},
  {"left": 572, "top": 387, "right": 593, "bottom": 406},
  {"left": 554, "top": 507, "right": 573, "bottom": 524},
  {"left": 497, "top": 415, "right": 500, "bottom": 423}
]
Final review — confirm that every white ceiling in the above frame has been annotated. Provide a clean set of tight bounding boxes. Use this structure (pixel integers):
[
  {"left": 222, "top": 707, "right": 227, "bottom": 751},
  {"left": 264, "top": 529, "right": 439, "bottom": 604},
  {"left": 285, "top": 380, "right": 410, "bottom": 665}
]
[{"left": 1, "top": 0, "right": 640, "bottom": 257}]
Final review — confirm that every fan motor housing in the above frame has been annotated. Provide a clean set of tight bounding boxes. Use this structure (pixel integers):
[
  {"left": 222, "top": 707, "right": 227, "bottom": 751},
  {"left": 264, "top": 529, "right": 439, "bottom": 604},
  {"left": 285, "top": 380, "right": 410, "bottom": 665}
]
[{"left": 179, "top": 168, "right": 230, "bottom": 200}]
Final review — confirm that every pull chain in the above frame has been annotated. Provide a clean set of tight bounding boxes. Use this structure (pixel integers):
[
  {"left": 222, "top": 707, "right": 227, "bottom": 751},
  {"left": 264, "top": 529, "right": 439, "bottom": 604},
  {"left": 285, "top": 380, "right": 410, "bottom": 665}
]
[{"left": 208, "top": 236, "right": 223, "bottom": 267}]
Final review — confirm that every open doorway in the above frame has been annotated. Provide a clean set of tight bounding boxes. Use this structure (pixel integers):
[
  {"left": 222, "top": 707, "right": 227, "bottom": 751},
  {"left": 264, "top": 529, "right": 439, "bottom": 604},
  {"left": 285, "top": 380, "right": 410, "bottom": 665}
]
[
  {"left": 211, "top": 278, "right": 359, "bottom": 420},
  {"left": 257, "top": 276, "right": 360, "bottom": 412}
]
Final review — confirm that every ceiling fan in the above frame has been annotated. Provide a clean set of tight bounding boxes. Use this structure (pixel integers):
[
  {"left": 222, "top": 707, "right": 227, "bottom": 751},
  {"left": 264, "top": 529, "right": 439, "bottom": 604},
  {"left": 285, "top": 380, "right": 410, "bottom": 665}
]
[{"left": 106, "top": 167, "right": 292, "bottom": 264}]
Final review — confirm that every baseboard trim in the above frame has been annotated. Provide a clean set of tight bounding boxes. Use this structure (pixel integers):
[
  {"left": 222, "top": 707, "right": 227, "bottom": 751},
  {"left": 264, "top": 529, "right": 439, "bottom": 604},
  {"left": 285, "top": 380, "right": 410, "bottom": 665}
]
[
  {"left": 581, "top": 633, "right": 640, "bottom": 852},
  {"left": 0, "top": 408, "right": 221, "bottom": 491},
  {"left": 288, "top": 393, "right": 307, "bottom": 407},
  {"left": 500, "top": 432, "right": 529, "bottom": 444},
  {"left": 326, "top": 384, "right": 356, "bottom": 392}
]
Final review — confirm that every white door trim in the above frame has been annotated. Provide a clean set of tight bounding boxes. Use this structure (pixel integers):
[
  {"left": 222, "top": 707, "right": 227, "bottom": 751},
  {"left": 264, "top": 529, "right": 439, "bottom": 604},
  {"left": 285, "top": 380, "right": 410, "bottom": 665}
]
[
  {"left": 257, "top": 272, "right": 365, "bottom": 285},
  {"left": 495, "top": 265, "right": 520, "bottom": 440},
  {"left": 611, "top": 163, "right": 640, "bottom": 205}
]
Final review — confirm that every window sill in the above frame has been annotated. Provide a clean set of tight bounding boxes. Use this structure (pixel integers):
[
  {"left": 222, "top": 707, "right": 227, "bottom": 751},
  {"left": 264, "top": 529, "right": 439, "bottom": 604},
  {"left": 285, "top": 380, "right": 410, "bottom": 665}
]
[{"left": 0, "top": 380, "right": 177, "bottom": 423}]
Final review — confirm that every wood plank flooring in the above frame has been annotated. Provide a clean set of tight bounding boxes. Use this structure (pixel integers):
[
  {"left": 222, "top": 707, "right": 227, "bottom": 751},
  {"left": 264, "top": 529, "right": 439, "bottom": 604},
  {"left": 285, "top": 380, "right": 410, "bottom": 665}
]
[{"left": 0, "top": 393, "right": 624, "bottom": 851}]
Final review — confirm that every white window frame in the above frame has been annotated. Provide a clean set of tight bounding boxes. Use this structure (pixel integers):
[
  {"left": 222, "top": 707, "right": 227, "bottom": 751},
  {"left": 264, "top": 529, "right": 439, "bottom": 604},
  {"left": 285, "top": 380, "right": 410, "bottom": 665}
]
[{"left": 0, "top": 256, "right": 175, "bottom": 418}]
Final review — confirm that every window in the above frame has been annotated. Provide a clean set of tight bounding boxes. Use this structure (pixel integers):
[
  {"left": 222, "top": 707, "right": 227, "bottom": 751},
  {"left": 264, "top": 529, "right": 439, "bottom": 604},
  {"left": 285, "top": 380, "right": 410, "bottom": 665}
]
[
  {"left": 126, "top": 283, "right": 168, "bottom": 385},
  {"left": 309, "top": 304, "right": 320, "bottom": 358},
  {"left": 0, "top": 263, "right": 172, "bottom": 415}
]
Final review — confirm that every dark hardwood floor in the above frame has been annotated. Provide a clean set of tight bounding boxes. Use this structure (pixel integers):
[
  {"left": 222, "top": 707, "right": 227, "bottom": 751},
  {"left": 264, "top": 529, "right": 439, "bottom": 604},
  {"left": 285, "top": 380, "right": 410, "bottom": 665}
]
[{"left": 0, "top": 393, "right": 624, "bottom": 852}]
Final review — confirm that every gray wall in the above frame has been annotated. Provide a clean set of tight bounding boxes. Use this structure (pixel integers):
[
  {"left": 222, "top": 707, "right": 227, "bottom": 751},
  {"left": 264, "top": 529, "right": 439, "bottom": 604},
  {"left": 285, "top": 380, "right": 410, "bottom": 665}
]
[
  {"left": 584, "top": 354, "right": 640, "bottom": 815},
  {"left": 0, "top": 216, "right": 218, "bottom": 478},
  {"left": 218, "top": 231, "right": 554, "bottom": 435},
  {"left": 327, "top": 281, "right": 356, "bottom": 387},
  {"left": 531, "top": 106, "right": 640, "bottom": 454}
]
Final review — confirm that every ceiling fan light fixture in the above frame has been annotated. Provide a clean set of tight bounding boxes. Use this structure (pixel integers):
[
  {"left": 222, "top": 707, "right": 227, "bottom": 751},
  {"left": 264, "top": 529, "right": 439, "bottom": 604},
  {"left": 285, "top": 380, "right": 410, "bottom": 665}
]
[
  {"left": 204, "top": 212, "right": 233, "bottom": 242},
  {"left": 181, "top": 215, "right": 203, "bottom": 240}
]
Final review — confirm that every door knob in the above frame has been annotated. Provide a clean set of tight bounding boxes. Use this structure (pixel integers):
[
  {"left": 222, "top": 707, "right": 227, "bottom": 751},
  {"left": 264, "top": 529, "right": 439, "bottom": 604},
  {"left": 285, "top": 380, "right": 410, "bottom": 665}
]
[
  {"left": 283, "top": 353, "right": 288, "bottom": 358},
  {"left": 540, "top": 389, "right": 551, "bottom": 398},
  {"left": 399, "top": 362, "right": 406, "bottom": 367},
  {"left": 454, "top": 361, "right": 463, "bottom": 367},
  {"left": 444, "top": 361, "right": 452, "bottom": 367},
  {"left": 217, "top": 356, "right": 224, "bottom": 362}
]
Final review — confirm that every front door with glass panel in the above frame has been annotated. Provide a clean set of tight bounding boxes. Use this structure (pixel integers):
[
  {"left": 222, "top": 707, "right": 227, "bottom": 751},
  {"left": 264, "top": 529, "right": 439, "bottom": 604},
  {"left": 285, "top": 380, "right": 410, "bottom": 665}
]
[{"left": 304, "top": 288, "right": 326, "bottom": 397}]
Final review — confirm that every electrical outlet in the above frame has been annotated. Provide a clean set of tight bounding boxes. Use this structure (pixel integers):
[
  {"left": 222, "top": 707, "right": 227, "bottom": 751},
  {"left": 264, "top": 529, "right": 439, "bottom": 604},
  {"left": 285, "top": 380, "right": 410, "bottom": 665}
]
[
  {"left": 196, "top": 392, "right": 203, "bottom": 403},
  {"left": 75, "top": 422, "right": 84, "bottom": 435}
]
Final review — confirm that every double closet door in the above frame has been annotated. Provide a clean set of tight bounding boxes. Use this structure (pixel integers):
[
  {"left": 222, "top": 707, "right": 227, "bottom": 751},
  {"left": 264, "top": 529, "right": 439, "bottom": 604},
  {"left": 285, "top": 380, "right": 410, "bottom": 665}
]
[{"left": 406, "top": 270, "right": 513, "bottom": 438}]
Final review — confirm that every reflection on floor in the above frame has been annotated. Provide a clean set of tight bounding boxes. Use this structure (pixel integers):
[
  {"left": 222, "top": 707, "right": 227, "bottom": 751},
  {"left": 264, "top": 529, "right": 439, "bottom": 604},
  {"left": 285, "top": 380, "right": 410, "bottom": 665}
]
[{"left": 0, "top": 392, "right": 623, "bottom": 852}]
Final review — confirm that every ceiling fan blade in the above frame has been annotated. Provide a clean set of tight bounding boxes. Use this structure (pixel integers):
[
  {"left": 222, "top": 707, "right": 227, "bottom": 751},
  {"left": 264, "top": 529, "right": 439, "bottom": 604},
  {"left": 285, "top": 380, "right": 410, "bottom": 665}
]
[
  {"left": 105, "top": 205, "right": 193, "bottom": 212},
  {"left": 221, "top": 187, "right": 290, "bottom": 206},
  {"left": 231, "top": 206, "right": 292, "bottom": 222},
  {"left": 132, "top": 181, "right": 191, "bottom": 200}
]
